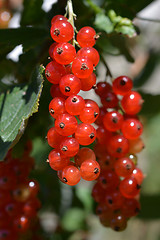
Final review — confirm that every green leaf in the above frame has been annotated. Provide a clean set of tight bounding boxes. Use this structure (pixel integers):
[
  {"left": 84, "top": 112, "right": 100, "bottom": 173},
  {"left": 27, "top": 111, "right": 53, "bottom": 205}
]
[
  {"left": 62, "top": 208, "right": 86, "bottom": 231},
  {"left": 94, "top": 13, "right": 114, "bottom": 33},
  {"left": 0, "top": 27, "right": 49, "bottom": 56},
  {"left": 115, "top": 24, "right": 137, "bottom": 37},
  {"left": 21, "top": 0, "right": 45, "bottom": 26},
  {"left": 0, "top": 65, "right": 44, "bottom": 160}
]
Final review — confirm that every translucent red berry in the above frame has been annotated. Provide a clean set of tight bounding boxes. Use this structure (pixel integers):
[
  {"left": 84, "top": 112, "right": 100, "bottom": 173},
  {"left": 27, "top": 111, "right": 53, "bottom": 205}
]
[
  {"left": 107, "top": 135, "right": 129, "bottom": 158},
  {"left": 65, "top": 95, "right": 85, "bottom": 115},
  {"left": 48, "top": 149, "right": 70, "bottom": 171},
  {"left": 49, "top": 97, "right": 65, "bottom": 118},
  {"left": 75, "top": 148, "right": 96, "bottom": 166},
  {"left": 95, "top": 81, "right": 112, "bottom": 96},
  {"left": 80, "top": 73, "right": 96, "bottom": 91},
  {"left": 59, "top": 74, "right": 81, "bottom": 96},
  {"left": 112, "top": 76, "right": 133, "bottom": 95},
  {"left": 129, "top": 138, "right": 145, "bottom": 154},
  {"left": 72, "top": 57, "right": 93, "bottom": 78},
  {"left": 103, "top": 111, "right": 124, "bottom": 132},
  {"left": 62, "top": 165, "right": 81, "bottom": 185},
  {"left": 53, "top": 42, "right": 76, "bottom": 65},
  {"left": 121, "top": 91, "right": 143, "bottom": 115},
  {"left": 77, "top": 26, "right": 97, "bottom": 47},
  {"left": 60, "top": 137, "right": 79, "bottom": 157},
  {"left": 121, "top": 118, "right": 143, "bottom": 140},
  {"left": 55, "top": 113, "right": 77, "bottom": 136},
  {"left": 131, "top": 168, "right": 144, "bottom": 185},
  {"left": 101, "top": 92, "right": 118, "bottom": 108},
  {"left": 114, "top": 157, "right": 135, "bottom": 177},
  {"left": 49, "top": 42, "right": 58, "bottom": 59},
  {"left": 119, "top": 177, "right": 140, "bottom": 198},
  {"left": 77, "top": 47, "right": 100, "bottom": 66},
  {"left": 47, "top": 127, "right": 65, "bottom": 148},
  {"left": 50, "top": 20, "right": 74, "bottom": 43},
  {"left": 45, "top": 61, "right": 66, "bottom": 84},
  {"left": 75, "top": 123, "right": 96, "bottom": 145},
  {"left": 98, "top": 170, "right": 119, "bottom": 190},
  {"left": 51, "top": 15, "right": 67, "bottom": 25},
  {"left": 80, "top": 159, "right": 100, "bottom": 181},
  {"left": 110, "top": 213, "right": 127, "bottom": 231},
  {"left": 79, "top": 107, "right": 98, "bottom": 124}
]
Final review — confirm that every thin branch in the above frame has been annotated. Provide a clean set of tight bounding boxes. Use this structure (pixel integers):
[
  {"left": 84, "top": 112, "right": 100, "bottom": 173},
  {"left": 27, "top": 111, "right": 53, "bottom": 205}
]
[
  {"left": 100, "top": 55, "right": 113, "bottom": 78},
  {"left": 85, "top": 0, "right": 102, "bottom": 14},
  {"left": 135, "top": 16, "right": 160, "bottom": 23}
]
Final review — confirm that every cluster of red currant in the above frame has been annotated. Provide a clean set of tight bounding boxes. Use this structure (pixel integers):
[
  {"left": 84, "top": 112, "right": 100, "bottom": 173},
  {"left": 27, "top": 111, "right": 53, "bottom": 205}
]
[
  {"left": 45, "top": 15, "right": 101, "bottom": 185},
  {"left": 92, "top": 76, "right": 144, "bottom": 231},
  {"left": 0, "top": 142, "right": 41, "bottom": 240}
]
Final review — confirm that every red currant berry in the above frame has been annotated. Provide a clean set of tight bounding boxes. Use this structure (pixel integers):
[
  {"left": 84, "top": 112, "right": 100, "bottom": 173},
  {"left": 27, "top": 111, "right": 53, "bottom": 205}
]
[
  {"left": 131, "top": 168, "right": 144, "bottom": 185},
  {"left": 45, "top": 61, "right": 66, "bottom": 84},
  {"left": 98, "top": 154, "right": 115, "bottom": 171},
  {"left": 110, "top": 213, "right": 127, "bottom": 231},
  {"left": 114, "top": 157, "right": 135, "bottom": 177},
  {"left": 129, "top": 137, "right": 145, "bottom": 153},
  {"left": 77, "top": 47, "right": 100, "bottom": 66},
  {"left": 47, "top": 127, "right": 65, "bottom": 148},
  {"left": 60, "top": 137, "right": 79, "bottom": 157},
  {"left": 95, "top": 107, "right": 107, "bottom": 126},
  {"left": 55, "top": 113, "right": 77, "bottom": 136},
  {"left": 53, "top": 42, "right": 76, "bottom": 65},
  {"left": 121, "top": 91, "right": 143, "bottom": 115},
  {"left": 75, "top": 123, "right": 96, "bottom": 145},
  {"left": 105, "top": 190, "right": 124, "bottom": 210},
  {"left": 49, "top": 97, "right": 65, "bottom": 118},
  {"left": 92, "top": 182, "right": 105, "bottom": 203},
  {"left": 112, "top": 76, "right": 133, "bottom": 95},
  {"left": 59, "top": 74, "right": 81, "bottom": 96},
  {"left": 75, "top": 148, "right": 96, "bottom": 166},
  {"left": 98, "top": 170, "right": 119, "bottom": 190},
  {"left": 48, "top": 149, "right": 70, "bottom": 171},
  {"left": 62, "top": 165, "right": 81, "bottom": 185},
  {"left": 120, "top": 177, "right": 140, "bottom": 198},
  {"left": 96, "top": 126, "right": 112, "bottom": 145},
  {"left": 50, "top": 84, "right": 67, "bottom": 99},
  {"left": 106, "top": 135, "right": 129, "bottom": 158},
  {"left": 77, "top": 26, "right": 97, "bottom": 47},
  {"left": 95, "top": 81, "right": 112, "bottom": 96},
  {"left": 50, "top": 20, "right": 74, "bottom": 43},
  {"left": 72, "top": 57, "right": 93, "bottom": 78},
  {"left": 121, "top": 198, "right": 140, "bottom": 217},
  {"left": 65, "top": 95, "right": 85, "bottom": 115},
  {"left": 13, "top": 215, "right": 29, "bottom": 233},
  {"left": 121, "top": 118, "right": 143, "bottom": 140},
  {"left": 51, "top": 15, "right": 67, "bottom": 25},
  {"left": 79, "top": 107, "right": 98, "bottom": 124},
  {"left": 49, "top": 42, "right": 58, "bottom": 59},
  {"left": 103, "top": 111, "right": 124, "bottom": 132},
  {"left": 85, "top": 99, "right": 99, "bottom": 113},
  {"left": 80, "top": 73, "right": 96, "bottom": 91},
  {"left": 101, "top": 92, "right": 118, "bottom": 109},
  {"left": 80, "top": 159, "right": 100, "bottom": 181}
]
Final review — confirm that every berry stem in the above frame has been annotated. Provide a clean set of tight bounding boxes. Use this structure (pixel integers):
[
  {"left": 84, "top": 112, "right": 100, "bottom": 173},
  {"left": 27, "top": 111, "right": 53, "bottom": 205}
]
[
  {"left": 66, "top": 0, "right": 76, "bottom": 47},
  {"left": 100, "top": 54, "right": 113, "bottom": 79}
]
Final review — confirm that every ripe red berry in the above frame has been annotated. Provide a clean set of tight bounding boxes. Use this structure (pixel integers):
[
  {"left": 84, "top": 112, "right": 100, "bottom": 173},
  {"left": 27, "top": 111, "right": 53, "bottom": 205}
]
[
  {"left": 114, "top": 157, "right": 135, "bottom": 177},
  {"left": 121, "top": 118, "right": 143, "bottom": 140},
  {"left": 77, "top": 47, "right": 100, "bottom": 66},
  {"left": 60, "top": 137, "right": 79, "bottom": 157},
  {"left": 131, "top": 168, "right": 144, "bottom": 185},
  {"left": 80, "top": 73, "right": 96, "bottom": 91},
  {"left": 47, "top": 127, "right": 65, "bottom": 148},
  {"left": 101, "top": 92, "right": 118, "bottom": 109},
  {"left": 65, "top": 95, "right": 85, "bottom": 115},
  {"left": 79, "top": 107, "right": 98, "bottom": 124},
  {"left": 95, "top": 81, "right": 112, "bottom": 96},
  {"left": 49, "top": 97, "right": 65, "bottom": 118},
  {"left": 95, "top": 107, "right": 107, "bottom": 126},
  {"left": 75, "top": 148, "right": 96, "bottom": 166},
  {"left": 49, "top": 42, "right": 58, "bottom": 59},
  {"left": 112, "top": 76, "right": 133, "bottom": 95},
  {"left": 80, "top": 159, "right": 100, "bottom": 181},
  {"left": 45, "top": 61, "right": 66, "bottom": 84},
  {"left": 51, "top": 15, "right": 67, "bottom": 25},
  {"left": 96, "top": 126, "right": 112, "bottom": 145},
  {"left": 121, "top": 91, "right": 143, "bottom": 115},
  {"left": 53, "top": 42, "right": 76, "bottom": 65},
  {"left": 72, "top": 57, "right": 93, "bottom": 78},
  {"left": 85, "top": 99, "right": 99, "bottom": 113},
  {"left": 98, "top": 170, "right": 119, "bottom": 190},
  {"left": 59, "top": 74, "right": 81, "bottom": 96},
  {"left": 119, "top": 177, "right": 140, "bottom": 198},
  {"left": 121, "top": 198, "right": 140, "bottom": 217},
  {"left": 129, "top": 137, "right": 145, "bottom": 154},
  {"left": 13, "top": 215, "right": 30, "bottom": 233},
  {"left": 105, "top": 190, "right": 124, "bottom": 210},
  {"left": 107, "top": 135, "right": 129, "bottom": 158},
  {"left": 77, "top": 26, "right": 97, "bottom": 47},
  {"left": 55, "top": 113, "right": 77, "bottom": 136},
  {"left": 103, "top": 111, "right": 124, "bottom": 132},
  {"left": 98, "top": 154, "right": 115, "bottom": 171},
  {"left": 50, "top": 84, "right": 67, "bottom": 99},
  {"left": 75, "top": 123, "right": 96, "bottom": 145},
  {"left": 50, "top": 20, "right": 74, "bottom": 42},
  {"left": 48, "top": 149, "right": 70, "bottom": 171},
  {"left": 110, "top": 213, "right": 127, "bottom": 231},
  {"left": 62, "top": 165, "right": 81, "bottom": 185}
]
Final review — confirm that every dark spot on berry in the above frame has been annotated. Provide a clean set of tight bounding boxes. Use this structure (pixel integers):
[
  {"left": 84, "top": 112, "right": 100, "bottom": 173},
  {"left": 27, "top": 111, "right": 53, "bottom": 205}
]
[
  {"left": 45, "top": 70, "right": 51, "bottom": 77},
  {"left": 62, "top": 146, "right": 68, "bottom": 152},
  {"left": 54, "top": 28, "right": 60, "bottom": 36},
  {"left": 102, "top": 178, "right": 107, "bottom": 184},
  {"left": 94, "top": 112, "right": 98, "bottom": 118},
  {"left": 2, "top": 232, "right": 7, "bottom": 237},
  {"left": 81, "top": 63, "right": 88, "bottom": 70},
  {"left": 57, "top": 47, "right": 63, "bottom": 54},
  {"left": 105, "top": 160, "right": 109, "bottom": 165},
  {"left": 112, "top": 117, "right": 118, "bottom": 123},
  {"left": 89, "top": 133, "right": 95, "bottom": 139},
  {"left": 63, "top": 177, "right": 67, "bottom": 183},
  {"left": 94, "top": 168, "right": 99, "bottom": 174},
  {"left": 136, "top": 184, "right": 141, "bottom": 190},
  {"left": 59, "top": 122, "right": 65, "bottom": 129},
  {"left": 94, "top": 34, "right": 100, "bottom": 41},
  {"left": 72, "top": 97, "right": 77, "bottom": 102},
  {"left": 137, "top": 125, "right": 141, "bottom": 130},
  {"left": 126, "top": 164, "right": 131, "bottom": 170},
  {"left": 2, "top": 177, "right": 8, "bottom": 183},
  {"left": 120, "top": 79, "right": 126, "bottom": 86},
  {"left": 106, "top": 97, "right": 111, "bottom": 102},
  {"left": 49, "top": 108, "right": 55, "bottom": 115},
  {"left": 18, "top": 224, "right": 22, "bottom": 229},
  {"left": 108, "top": 199, "right": 113, "bottom": 204},
  {"left": 114, "top": 226, "right": 120, "bottom": 231},
  {"left": 92, "top": 84, "right": 96, "bottom": 89},
  {"left": 116, "top": 147, "right": 122, "bottom": 153},
  {"left": 65, "top": 86, "right": 70, "bottom": 92}
]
